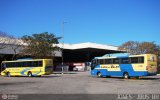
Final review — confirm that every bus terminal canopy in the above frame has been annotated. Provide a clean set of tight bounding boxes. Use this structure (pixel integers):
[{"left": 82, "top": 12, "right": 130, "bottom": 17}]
[
  {"left": 57, "top": 42, "right": 124, "bottom": 62},
  {"left": 0, "top": 37, "right": 125, "bottom": 62}
]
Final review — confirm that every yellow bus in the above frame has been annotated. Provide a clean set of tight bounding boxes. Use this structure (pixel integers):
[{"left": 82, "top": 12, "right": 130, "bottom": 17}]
[
  {"left": 91, "top": 54, "right": 157, "bottom": 79},
  {"left": 0, "top": 59, "right": 53, "bottom": 77}
]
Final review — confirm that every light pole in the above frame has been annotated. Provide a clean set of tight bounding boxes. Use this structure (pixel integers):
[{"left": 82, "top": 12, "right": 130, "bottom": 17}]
[{"left": 61, "top": 21, "right": 67, "bottom": 74}]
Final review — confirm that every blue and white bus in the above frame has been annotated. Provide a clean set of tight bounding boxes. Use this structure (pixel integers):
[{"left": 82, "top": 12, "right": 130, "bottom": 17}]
[{"left": 90, "top": 54, "right": 157, "bottom": 79}]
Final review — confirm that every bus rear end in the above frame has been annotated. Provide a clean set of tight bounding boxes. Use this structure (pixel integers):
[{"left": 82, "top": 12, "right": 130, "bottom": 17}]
[
  {"left": 146, "top": 54, "right": 157, "bottom": 76},
  {"left": 44, "top": 59, "right": 53, "bottom": 75}
]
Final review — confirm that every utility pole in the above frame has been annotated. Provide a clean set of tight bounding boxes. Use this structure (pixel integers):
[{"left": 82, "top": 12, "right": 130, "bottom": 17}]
[{"left": 61, "top": 21, "right": 67, "bottom": 74}]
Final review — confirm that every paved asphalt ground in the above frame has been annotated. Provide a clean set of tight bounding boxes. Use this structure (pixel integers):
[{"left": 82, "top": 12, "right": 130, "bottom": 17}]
[
  {"left": 0, "top": 72, "right": 160, "bottom": 100},
  {"left": 0, "top": 71, "right": 160, "bottom": 94}
]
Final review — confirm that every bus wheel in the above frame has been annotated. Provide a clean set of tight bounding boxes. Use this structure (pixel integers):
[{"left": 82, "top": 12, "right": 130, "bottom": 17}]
[
  {"left": 97, "top": 72, "right": 101, "bottom": 78},
  {"left": 28, "top": 72, "right": 32, "bottom": 77},
  {"left": 123, "top": 72, "right": 129, "bottom": 79},
  {"left": 6, "top": 72, "right": 10, "bottom": 77}
]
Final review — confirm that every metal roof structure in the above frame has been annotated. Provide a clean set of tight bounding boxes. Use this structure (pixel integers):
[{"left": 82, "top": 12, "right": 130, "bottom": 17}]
[
  {"left": 56, "top": 42, "right": 124, "bottom": 62},
  {"left": 56, "top": 42, "right": 118, "bottom": 50},
  {"left": 0, "top": 36, "right": 124, "bottom": 62}
]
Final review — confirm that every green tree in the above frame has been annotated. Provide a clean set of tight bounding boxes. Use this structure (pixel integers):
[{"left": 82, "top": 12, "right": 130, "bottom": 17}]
[{"left": 21, "top": 32, "right": 60, "bottom": 59}]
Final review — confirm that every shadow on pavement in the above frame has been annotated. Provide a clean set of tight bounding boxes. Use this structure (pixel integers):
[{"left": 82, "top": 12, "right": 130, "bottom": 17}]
[
  {"left": 138, "top": 77, "right": 160, "bottom": 80},
  {"left": 34, "top": 75, "right": 61, "bottom": 78},
  {"left": 0, "top": 81, "right": 37, "bottom": 86},
  {"left": 53, "top": 71, "right": 78, "bottom": 74},
  {"left": 94, "top": 76, "right": 160, "bottom": 80},
  {"left": 1, "top": 75, "right": 61, "bottom": 78}
]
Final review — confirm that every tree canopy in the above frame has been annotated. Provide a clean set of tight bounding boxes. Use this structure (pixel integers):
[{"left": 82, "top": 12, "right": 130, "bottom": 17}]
[
  {"left": 0, "top": 31, "right": 11, "bottom": 49},
  {"left": 21, "top": 32, "right": 60, "bottom": 59},
  {"left": 118, "top": 41, "right": 160, "bottom": 55}
]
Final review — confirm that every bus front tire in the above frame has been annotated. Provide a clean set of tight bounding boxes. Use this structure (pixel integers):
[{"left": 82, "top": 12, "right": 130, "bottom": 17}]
[
  {"left": 6, "top": 72, "right": 10, "bottom": 77},
  {"left": 123, "top": 72, "right": 129, "bottom": 79},
  {"left": 97, "top": 72, "right": 101, "bottom": 78},
  {"left": 28, "top": 72, "right": 32, "bottom": 77}
]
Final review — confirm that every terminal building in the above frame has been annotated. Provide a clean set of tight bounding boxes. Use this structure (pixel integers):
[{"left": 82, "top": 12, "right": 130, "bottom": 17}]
[
  {"left": 55, "top": 42, "right": 123, "bottom": 71},
  {"left": 0, "top": 38, "right": 124, "bottom": 71}
]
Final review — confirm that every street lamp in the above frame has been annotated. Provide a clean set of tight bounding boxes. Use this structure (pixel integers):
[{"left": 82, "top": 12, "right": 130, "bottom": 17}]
[{"left": 61, "top": 21, "right": 67, "bottom": 74}]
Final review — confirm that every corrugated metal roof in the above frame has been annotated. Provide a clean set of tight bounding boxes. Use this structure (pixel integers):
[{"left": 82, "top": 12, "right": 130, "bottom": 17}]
[
  {"left": 56, "top": 42, "right": 119, "bottom": 51},
  {"left": 0, "top": 37, "right": 120, "bottom": 51},
  {"left": 0, "top": 37, "right": 123, "bottom": 56}
]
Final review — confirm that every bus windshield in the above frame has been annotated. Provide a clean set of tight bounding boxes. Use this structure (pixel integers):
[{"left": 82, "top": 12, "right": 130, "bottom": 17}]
[
  {"left": 91, "top": 59, "right": 97, "bottom": 70},
  {"left": 1, "top": 63, "right": 6, "bottom": 72}
]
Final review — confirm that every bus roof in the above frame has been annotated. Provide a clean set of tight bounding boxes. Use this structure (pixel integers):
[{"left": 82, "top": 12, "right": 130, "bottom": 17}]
[
  {"left": 17, "top": 58, "right": 33, "bottom": 60},
  {"left": 94, "top": 54, "right": 154, "bottom": 59},
  {"left": 1, "top": 59, "right": 52, "bottom": 63},
  {"left": 95, "top": 53, "right": 129, "bottom": 59}
]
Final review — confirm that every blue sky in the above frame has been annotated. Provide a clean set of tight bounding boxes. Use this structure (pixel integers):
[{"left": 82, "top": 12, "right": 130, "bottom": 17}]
[{"left": 0, "top": 0, "right": 160, "bottom": 46}]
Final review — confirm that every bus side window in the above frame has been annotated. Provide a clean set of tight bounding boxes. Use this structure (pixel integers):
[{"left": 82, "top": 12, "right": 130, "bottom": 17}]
[
  {"left": 17, "top": 62, "right": 23, "bottom": 67},
  {"left": 23, "top": 62, "right": 27, "bottom": 67},
  {"left": 97, "top": 59, "right": 100, "bottom": 64},
  {"left": 131, "top": 57, "right": 139, "bottom": 63},
  {"left": 9, "top": 62, "right": 14, "bottom": 68},
  {"left": 33, "top": 61, "right": 39, "bottom": 67},
  {"left": 100, "top": 59, "right": 104, "bottom": 64},
  {"left": 6, "top": 63, "right": 10, "bottom": 67},
  {"left": 104, "top": 59, "right": 112, "bottom": 64},
  {"left": 38, "top": 61, "right": 42, "bottom": 66},
  {"left": 138, "top": 57, "right": 144, "bottom": 63},
  {"left": 13, "top": 62, "right": 17, "bottom": 67},
  {"left": 113, "top": 58, "right": 119, "bottom": 64},
  {"left": 121, "top": 58, "right": 129, "bottom": 64},
  {"left": 20, "top": 62, "right": 24, "bottom": 67},
  {"left": 27, "top": 62, "right": 32, "bottom": 67}
]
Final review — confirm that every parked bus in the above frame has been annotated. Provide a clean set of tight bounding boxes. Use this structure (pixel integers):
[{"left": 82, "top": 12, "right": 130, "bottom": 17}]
[
  {"left": 90, "top": 54, "right": 157, "bottom": 79},
  {"left": 0, "top": 59, "right": 53, "bottom": 77}
]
